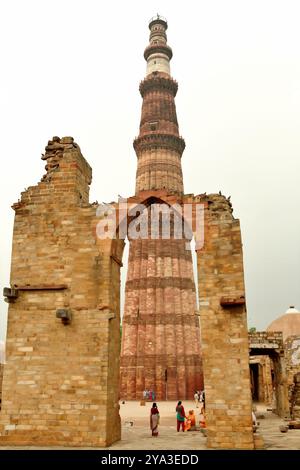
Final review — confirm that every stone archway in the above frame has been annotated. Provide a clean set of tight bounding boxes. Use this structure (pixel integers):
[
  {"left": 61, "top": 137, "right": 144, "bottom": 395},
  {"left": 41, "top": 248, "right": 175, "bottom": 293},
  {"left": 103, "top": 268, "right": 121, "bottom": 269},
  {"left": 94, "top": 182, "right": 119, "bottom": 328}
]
[
  {"left": 0, "top": 139, "right": 255, "bottom": 449},
  {"left": 249, "top": 332, "right": 289, "bottom": 418}
]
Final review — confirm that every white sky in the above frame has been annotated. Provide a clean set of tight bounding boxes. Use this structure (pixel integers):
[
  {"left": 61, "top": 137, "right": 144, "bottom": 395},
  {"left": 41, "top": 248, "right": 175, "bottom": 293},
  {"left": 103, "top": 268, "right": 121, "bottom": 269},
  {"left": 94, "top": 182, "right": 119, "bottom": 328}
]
[{"left": 0, "top": 0, "right": 300, "bottom": 340}]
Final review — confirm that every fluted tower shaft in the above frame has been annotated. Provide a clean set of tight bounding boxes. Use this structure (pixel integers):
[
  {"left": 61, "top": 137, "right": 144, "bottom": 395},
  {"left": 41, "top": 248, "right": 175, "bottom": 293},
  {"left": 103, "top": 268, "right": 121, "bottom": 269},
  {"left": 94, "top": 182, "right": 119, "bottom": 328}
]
[
  {"left": 120, "top": 17, "right": 202, "bottom": 400},
  {"left": 134, "top": 17, "right": 185, "bottom": 195}
]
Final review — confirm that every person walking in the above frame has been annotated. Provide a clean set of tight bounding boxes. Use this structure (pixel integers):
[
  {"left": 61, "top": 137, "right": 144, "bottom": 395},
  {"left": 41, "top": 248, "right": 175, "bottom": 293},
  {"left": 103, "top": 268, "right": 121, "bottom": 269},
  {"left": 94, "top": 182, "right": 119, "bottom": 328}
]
[
  {"left": 150, "top": 403, "right": 160, "bottom": 437},
  {"left": 176, "top": 401, "right": 186, "bottom": 432},
  {"left": 200, "top": 390, "right": 205, "bottom": 412}
]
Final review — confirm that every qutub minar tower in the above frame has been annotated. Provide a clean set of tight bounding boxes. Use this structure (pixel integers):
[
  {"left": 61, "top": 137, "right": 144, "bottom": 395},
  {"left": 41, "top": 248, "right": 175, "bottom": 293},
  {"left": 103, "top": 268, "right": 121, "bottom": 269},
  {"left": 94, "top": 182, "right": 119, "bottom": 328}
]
[
  {"left": 0, "top": 14, "right": 256, "bottom": 449},
  {"left": 120, "top": 16, "right": 203, "bottom": 400}
]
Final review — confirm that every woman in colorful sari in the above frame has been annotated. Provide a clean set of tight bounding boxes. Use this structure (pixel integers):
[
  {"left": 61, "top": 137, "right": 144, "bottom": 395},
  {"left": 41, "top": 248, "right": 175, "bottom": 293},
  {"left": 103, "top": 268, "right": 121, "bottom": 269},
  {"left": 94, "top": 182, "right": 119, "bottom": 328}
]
[
  {"left": 185, "top": 410, "right": 196, "bottom": 431},
  {"left": 176, "top": 401, "right": 186, "bottom": 432},
  {"left": 150, "top": 402, "right": 160, "bottom": 437}
]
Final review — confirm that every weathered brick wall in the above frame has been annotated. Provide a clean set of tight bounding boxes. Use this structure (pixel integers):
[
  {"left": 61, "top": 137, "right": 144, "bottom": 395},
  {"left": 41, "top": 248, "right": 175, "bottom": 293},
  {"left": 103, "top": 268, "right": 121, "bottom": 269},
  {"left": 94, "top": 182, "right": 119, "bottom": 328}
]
[
  {"left": 196, "top": 193, "right": 254, "bottom": 449},
  {"left": 285, "top": 335, "right": 300, "bottom": 403},
  {"left": 0, "top": 364, "right": 3, "bottom": 409},
  {"left": 0, "top": 137, "right": 122, "bottom": 446},
  {"left": 290, "top": 373, "right": 300, "bottom": 420},
  {"left": 249, "top": 331, "right": 283, "bottom": 349}
]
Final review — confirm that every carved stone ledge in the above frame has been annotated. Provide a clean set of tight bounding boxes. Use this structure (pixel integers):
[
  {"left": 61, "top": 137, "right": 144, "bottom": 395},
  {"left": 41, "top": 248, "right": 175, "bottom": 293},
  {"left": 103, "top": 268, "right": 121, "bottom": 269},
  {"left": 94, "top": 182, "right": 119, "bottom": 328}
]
[
  {"left": 220, "top": 296, "right": 246, "bottom": 308},
  {"left": 134, "top": 133, "right": 185, "bottom": 154},
  {"left": 144, "top": 44, "right": 173, "bottom": 61},
  {"left": 139, "top": 74, "right": 178, "bottom": 97}
]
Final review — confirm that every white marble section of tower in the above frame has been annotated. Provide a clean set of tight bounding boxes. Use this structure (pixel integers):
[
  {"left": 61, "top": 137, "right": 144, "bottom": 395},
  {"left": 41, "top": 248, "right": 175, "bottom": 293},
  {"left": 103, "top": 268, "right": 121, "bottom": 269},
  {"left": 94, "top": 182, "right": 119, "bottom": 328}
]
[{"left": 145, "top": 16, "right": 172, "bottom": 76}]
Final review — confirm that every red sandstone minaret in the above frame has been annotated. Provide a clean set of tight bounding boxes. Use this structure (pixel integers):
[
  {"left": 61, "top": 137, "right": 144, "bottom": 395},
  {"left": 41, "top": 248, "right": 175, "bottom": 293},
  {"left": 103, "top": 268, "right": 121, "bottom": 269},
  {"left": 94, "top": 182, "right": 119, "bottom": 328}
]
[{"left": 120, "top": 16, "right": 202, "bottom": 400}]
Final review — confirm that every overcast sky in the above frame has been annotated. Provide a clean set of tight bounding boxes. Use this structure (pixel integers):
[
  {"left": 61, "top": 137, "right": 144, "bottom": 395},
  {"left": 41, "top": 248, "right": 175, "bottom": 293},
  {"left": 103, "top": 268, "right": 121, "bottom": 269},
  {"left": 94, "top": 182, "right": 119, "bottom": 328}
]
[{"left": 0, "top": 0, "right": 299, "bottom": 340}]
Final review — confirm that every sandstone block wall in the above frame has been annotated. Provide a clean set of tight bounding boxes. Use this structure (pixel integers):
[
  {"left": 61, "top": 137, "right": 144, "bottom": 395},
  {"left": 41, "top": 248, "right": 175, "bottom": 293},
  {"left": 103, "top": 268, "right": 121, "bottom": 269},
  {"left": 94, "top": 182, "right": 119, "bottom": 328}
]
[
  {"left": 290, "top": 372, "right": 300, "bottom": 420},
  {"left": 285, "top": 335, "right": 300, "bottom": 404},
  {"left": 249, "top": 331, "right": 283, "bottom": 349},
  {"left": 0, "top": 364, "right": 3, "bottom": 409},
  {"left": 195, "top": 193, "right": 254, "bottom": 449},
  {"left": 0, "top": 137, "right": 122, "bottom": 446}
]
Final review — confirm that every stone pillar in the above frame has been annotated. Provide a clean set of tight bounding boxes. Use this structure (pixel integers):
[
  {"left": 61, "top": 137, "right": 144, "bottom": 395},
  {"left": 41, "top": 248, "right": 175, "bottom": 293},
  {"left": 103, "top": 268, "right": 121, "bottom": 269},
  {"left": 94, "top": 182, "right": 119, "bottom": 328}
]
[
  {"left": 0, "top": 363, "right": 3, "bottom": 410},
  {"left": 0, "top": 137, "right": 121, "bottom": 447},
  {"left": 290, "top": 373, "right": 300, "bottom": 420},
  {"left": 196, "top": 193, "right": 254, "bottom": 449},
  {"left": 284, "top": 335, "right": 300, "bottom": 406},
  {"left": 273, "top": 352, "right": 290, "bottom": 418},
  {"left": 264, "top": 356, "right": 273, "bottom": 405}
]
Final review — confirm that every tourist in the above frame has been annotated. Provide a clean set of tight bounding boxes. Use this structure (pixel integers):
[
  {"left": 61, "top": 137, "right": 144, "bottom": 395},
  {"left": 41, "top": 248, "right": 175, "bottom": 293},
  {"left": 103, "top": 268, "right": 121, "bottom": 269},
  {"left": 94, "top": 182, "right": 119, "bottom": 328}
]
[
  {"left": 200, "top": 390, "right": 205, "bottom": 412},
  {"left": 185, "top": 410, "right": 196, "bottom": 431},
  {"left": 199, "top": 410, "right": 206, "bottom": 428},
  {"left": 176, "top": 401, "right": 186, "bottom": 432},
  {"left": 151, "top": 390, "right": 155, "bottom": 401},
  {"left": 194, "top": 391, "right": 199, "bottom": 408},
  {"left": 150, "top": 402, "right": 160, "bottom": 437},
  {"left": 252, "top": 410, "right": 258, "bottom": 432}
]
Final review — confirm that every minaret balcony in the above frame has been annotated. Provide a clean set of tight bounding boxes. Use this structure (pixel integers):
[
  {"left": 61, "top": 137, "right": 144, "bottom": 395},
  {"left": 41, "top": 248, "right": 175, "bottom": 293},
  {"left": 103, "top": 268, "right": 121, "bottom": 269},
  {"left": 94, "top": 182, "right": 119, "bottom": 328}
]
[
  {"left": 133, "top": 133, "right": 185, "bottom": 154},
  {"left": 144, "top": 43, "right": 173, "bottom": 61},
  {"left": 139, "top": 74, "right": 178, "bottom": 97}
]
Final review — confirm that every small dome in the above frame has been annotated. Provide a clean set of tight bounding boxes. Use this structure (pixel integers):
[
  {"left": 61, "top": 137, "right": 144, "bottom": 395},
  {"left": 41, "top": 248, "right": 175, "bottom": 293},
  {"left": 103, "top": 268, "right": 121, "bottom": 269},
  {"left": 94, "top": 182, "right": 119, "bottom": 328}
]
[{"left": 267, "top": 306, "right": 300, "bottom": 341}]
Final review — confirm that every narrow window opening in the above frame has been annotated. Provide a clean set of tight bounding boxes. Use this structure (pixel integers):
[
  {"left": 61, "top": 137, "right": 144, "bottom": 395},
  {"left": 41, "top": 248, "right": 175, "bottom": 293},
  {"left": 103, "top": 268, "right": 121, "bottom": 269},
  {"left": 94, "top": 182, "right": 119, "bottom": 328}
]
[{"left": 149, "top": 121, "right": 158, "bottom": 131}]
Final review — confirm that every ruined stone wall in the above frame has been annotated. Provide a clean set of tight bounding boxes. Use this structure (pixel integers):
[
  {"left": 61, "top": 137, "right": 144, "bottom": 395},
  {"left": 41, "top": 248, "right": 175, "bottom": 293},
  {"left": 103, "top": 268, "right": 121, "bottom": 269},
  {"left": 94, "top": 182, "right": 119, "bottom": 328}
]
[
  {"left": 0, "top": 364, "right": 3, "bottom": 410},
  {"left": 194, "top": 193, "right": 254, "bottom": 449},
  {"left": 249, "top": 331, "right": 289, "bottom": 417},
  {"left": 285, "top": 335, "right": 300, "bottom": 404},
  {"left": 249, "top": 331, "right": 283, "bottom": 349},
  {"left": 290, "top": 373, "right": 300, "bottom": 420},
  {"left": 0, "top": 137, "right": 122, "bottom": 446}
]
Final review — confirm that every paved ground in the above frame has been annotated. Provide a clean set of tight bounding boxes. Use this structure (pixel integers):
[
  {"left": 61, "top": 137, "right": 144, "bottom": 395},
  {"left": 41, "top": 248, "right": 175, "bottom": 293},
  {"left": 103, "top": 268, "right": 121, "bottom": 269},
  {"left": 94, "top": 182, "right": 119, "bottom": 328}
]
[
  {"left": 109, "top": 400, "right": 300, "bottom": 450},
  {"left": 0, "top": 401, "right": 299, "bottom": 450},
  {"left": 258, "top": 408, "right": 300, "bottom": 450},
  {"left": 109, "top": 400, "right": 206, "bottom": 450}
]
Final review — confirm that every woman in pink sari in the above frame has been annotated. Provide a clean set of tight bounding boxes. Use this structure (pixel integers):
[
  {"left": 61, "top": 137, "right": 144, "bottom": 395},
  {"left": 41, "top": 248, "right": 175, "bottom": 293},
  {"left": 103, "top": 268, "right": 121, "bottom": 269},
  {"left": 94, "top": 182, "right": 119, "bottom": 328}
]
[{"left": 150, "top": 403, "right": 160, "bottom": 437}]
